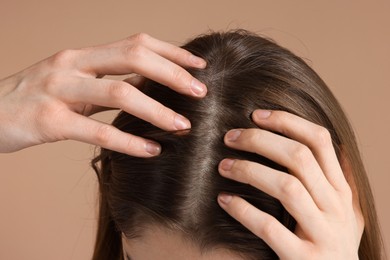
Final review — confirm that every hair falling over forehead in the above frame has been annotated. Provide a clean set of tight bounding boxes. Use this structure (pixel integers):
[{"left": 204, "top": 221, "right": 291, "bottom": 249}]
[{"left": 92, "top": 30, "right": 384, "bottom": 260}]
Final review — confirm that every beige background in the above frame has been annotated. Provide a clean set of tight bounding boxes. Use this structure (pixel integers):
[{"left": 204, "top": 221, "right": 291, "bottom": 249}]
[{"left": 0, "top": 1, "right": 389, "bottom": 259}]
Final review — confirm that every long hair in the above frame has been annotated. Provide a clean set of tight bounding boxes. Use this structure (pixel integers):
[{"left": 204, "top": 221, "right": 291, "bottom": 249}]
[{"left": 92, "top": 30, "right": 384, "bottom": 259}]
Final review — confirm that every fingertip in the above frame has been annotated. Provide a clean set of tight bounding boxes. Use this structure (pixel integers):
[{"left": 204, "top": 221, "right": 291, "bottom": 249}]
[
  {"left": 174, "top": 114, "right": 191, "bottom": 130},
  {"left": 219, "top": 158, "right": 235, "bottom": 172},
  {"left": 225, "top": 129, "right": 243, "bottom": 143},
  {"left": 190, "top": 54, "right": 207, "bottom": 68},
  {"left": 218, "top": 193, "right": 233, "bottom": 205},
  {"left": 252, "top": 109, "right": 271, "bottom": 121},
  {"left": 190, "top": 78, "right": 207, "bottom": 97},
  {"left": 145, "top": 141, "right": 162, "bottom": 156}
]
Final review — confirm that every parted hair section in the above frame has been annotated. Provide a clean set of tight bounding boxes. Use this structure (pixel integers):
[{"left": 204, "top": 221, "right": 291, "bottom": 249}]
[{"left": 92, "top": 30, "right": 383, "bottom": 260}]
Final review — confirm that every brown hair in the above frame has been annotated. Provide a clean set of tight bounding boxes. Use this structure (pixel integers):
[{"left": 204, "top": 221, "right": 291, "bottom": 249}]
[{"left": 92, "top": 30, "right": 384, "bottom": 259}]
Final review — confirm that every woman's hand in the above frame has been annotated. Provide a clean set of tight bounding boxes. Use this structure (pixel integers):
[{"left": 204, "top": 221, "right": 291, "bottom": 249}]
[
  {"left": 0, "top": 33, "right": 206, "bottom": 156},
  {"left": 217, "top": 110, "right": 364, "bottom": 259}
]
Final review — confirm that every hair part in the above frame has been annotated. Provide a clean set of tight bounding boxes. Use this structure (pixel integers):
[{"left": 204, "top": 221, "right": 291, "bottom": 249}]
[{"left": 92, "top": 29, "right": 384, "bottom": 260}]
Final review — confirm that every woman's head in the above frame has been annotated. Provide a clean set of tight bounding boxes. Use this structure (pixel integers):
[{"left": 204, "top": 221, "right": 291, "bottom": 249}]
[{"left": 92, "top": 30, "right": 382, "bottom": 259}]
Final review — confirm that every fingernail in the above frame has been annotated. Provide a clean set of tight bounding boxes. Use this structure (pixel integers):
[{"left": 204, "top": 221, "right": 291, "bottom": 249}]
[
  {"left": 174, "top": 114, "right": 191, "bottom": 130},
  {"left": 219, "top": 193, "right": 233, "bottom": 204},
  {"left": 220, "top": 159, "right": 235, "bottom": 171},
  {"left": 191, "top": 78, "right": 206, "bottom": 96},
  {"left": 253, "top": 109, "right": 271, "bottom": 120},
  {"left": 190, "top": 55, "right": 207, "bottom": 68},
  {"left": 226, "top": 130, "right": 242, "bottom": 142},
  {"left": 145, "top": 142, "right": 161, "bottom": 155}
]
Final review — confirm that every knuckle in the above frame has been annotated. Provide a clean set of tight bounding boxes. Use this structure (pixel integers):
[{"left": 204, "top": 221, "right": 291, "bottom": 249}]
[
  {"left": 95, "top": 125, "right": 114, "bottom": 146},
  {"left": 236, "top": 202, "right": 251, "bottom": 221},
  {"left": 257, "top": 216, "right": 278, "bottom": 237},
  {"left": 107, "top": 82, "right": 132, "bottom": 103},
  {"left": 280, "top": 175, "right": 303, "bottom": 198},
  {"left": 291, "top": 144, "right": 312, "bottom": 170},
  {"left": 170, "top": 66, "right": 187, "bottom": 83},
  {"left": 246, "top": 129, "right": 262, "bottom": 146},
  {"left": 130, "top": 32, "right": 151, "bottom": 45},
  {"left": 241, "top": 161, "right": 256, "bottom": 185},
  {"left": 123, "top": 44, "right": 146, "bottom": 61},
  {"left": 50, "top": 49, "right": 77, "bottom": 67},
  {"left": 314, "top": 126, "right": 332, "bottom": 147}
]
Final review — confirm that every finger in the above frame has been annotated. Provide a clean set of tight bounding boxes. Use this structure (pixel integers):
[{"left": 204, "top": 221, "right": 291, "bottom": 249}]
[
  {"left": 61, "top": 112, "right": 161, "bottom": 157},
  {"left": 94, "top": 33, "right": 207, "bottom": 68},
  {"left": 77, "top": 44, "right": 207, "bottom": 97},
  {"left": 219, "top": 158, "right": 322, "bottom": 236},
  {"left": 54, "top": 77, "right": 191, "bottom": 131},
  {"left": 252, "top": 110, "right": 348, "bottom": 192},
  {"left": 224, "top": 128, "right": 337, "bottom": 211},
  {"left": 218, "top": 194, "right": 303, "bottom": 259}
]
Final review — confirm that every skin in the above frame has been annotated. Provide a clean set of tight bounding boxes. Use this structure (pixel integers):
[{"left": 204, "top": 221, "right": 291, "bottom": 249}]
[
  {"left": 122, "top": 227, "right": 245, "bottom": 260},
  {"left": 0, "top": 34, "right": 363, "bottom": 257},
  {"left": 123, "top": 110, "right": 364, "bottom": 259},
  {"left": 0, "top": 33, "right": 207, "bottom": 156},
  {"left": 218, "top": 110, "right": 364, "bottom": 259}
]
